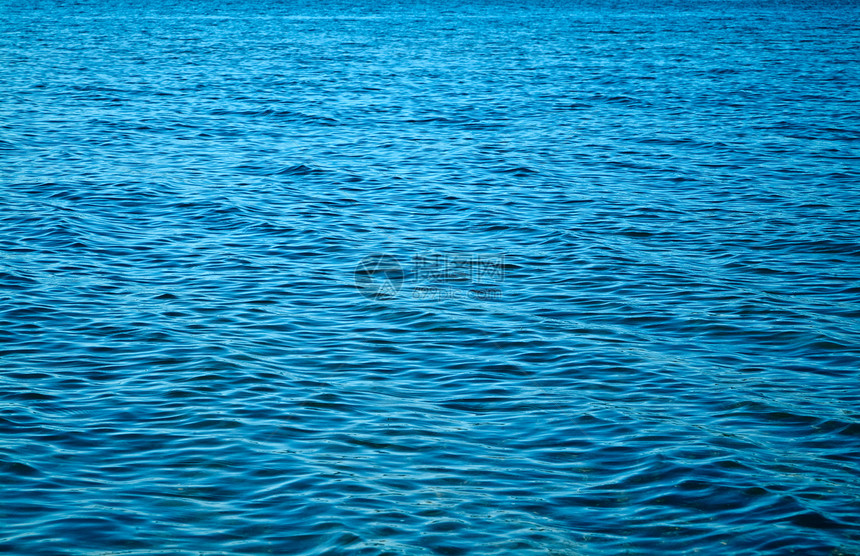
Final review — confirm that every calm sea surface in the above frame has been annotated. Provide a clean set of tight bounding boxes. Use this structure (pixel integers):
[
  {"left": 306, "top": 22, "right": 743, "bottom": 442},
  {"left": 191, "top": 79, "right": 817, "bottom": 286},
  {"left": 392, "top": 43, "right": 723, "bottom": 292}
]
[{"left": 1, "top": 0, "right": 859, "bottom": 553}]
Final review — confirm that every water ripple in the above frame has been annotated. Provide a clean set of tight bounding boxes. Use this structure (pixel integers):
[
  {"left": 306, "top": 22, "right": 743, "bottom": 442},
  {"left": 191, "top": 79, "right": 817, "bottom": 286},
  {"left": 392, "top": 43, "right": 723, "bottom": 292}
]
[{"left": 2, "top": 0, "right": 859, "bottom": 554}]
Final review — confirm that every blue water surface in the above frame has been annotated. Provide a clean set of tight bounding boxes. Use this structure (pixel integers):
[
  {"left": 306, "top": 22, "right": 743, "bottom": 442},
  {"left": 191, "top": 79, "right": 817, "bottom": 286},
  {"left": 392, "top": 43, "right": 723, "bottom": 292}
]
[{"left": 1, "top": 0, "right": 859, "bottom": 553}]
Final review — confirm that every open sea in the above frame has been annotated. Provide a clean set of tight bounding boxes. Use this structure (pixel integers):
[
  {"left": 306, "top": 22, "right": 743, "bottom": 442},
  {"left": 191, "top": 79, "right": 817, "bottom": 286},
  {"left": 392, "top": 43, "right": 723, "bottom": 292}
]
[{"left": 1, "top": 0, "right": 859, "bottom": 553}]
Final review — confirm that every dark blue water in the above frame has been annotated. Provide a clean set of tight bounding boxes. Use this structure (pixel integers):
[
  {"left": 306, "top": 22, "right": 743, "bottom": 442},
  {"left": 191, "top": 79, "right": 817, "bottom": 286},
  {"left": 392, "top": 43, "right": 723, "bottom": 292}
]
[{"left": 2, "top": 0, "right": 859, "bottom": 553}]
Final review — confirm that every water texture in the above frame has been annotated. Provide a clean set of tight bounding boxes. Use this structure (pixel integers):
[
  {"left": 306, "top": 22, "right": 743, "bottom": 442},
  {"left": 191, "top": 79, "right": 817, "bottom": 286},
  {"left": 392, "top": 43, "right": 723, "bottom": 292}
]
[{"left": 1, "top": 0, "right": 859, "bottom": 553}]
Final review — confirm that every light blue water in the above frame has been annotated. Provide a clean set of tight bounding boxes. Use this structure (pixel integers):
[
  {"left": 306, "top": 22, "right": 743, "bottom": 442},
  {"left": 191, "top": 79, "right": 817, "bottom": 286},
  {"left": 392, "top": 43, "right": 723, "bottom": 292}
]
[{"left": 1, "top": 0, "right": 859, "bottom": 553}]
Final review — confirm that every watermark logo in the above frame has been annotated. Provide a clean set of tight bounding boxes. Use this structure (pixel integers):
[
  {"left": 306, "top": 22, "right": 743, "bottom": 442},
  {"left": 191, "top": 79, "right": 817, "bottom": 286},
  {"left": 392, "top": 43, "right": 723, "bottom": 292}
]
[
  {"left": 354, "top": 252, "right": 505, "bottom": 301},
  {"left": 354, "top": 254, "right": 405, "bottom": 300},
  {"left": 411, "top": 253, "right": 505, "bottom": 285}
]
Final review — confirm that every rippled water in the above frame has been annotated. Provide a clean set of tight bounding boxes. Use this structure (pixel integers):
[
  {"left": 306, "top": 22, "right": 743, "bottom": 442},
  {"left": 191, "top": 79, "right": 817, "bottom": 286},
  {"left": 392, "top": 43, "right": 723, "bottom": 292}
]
[{"left": 2, "top": 0, "right": 859, "bottom": 553}]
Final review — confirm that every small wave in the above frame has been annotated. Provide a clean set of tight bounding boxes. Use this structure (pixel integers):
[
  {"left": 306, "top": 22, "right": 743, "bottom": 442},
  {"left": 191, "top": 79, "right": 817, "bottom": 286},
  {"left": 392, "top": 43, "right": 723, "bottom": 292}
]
[{"left": 235, "top": 163, "right": 326, "bottom": 176}]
